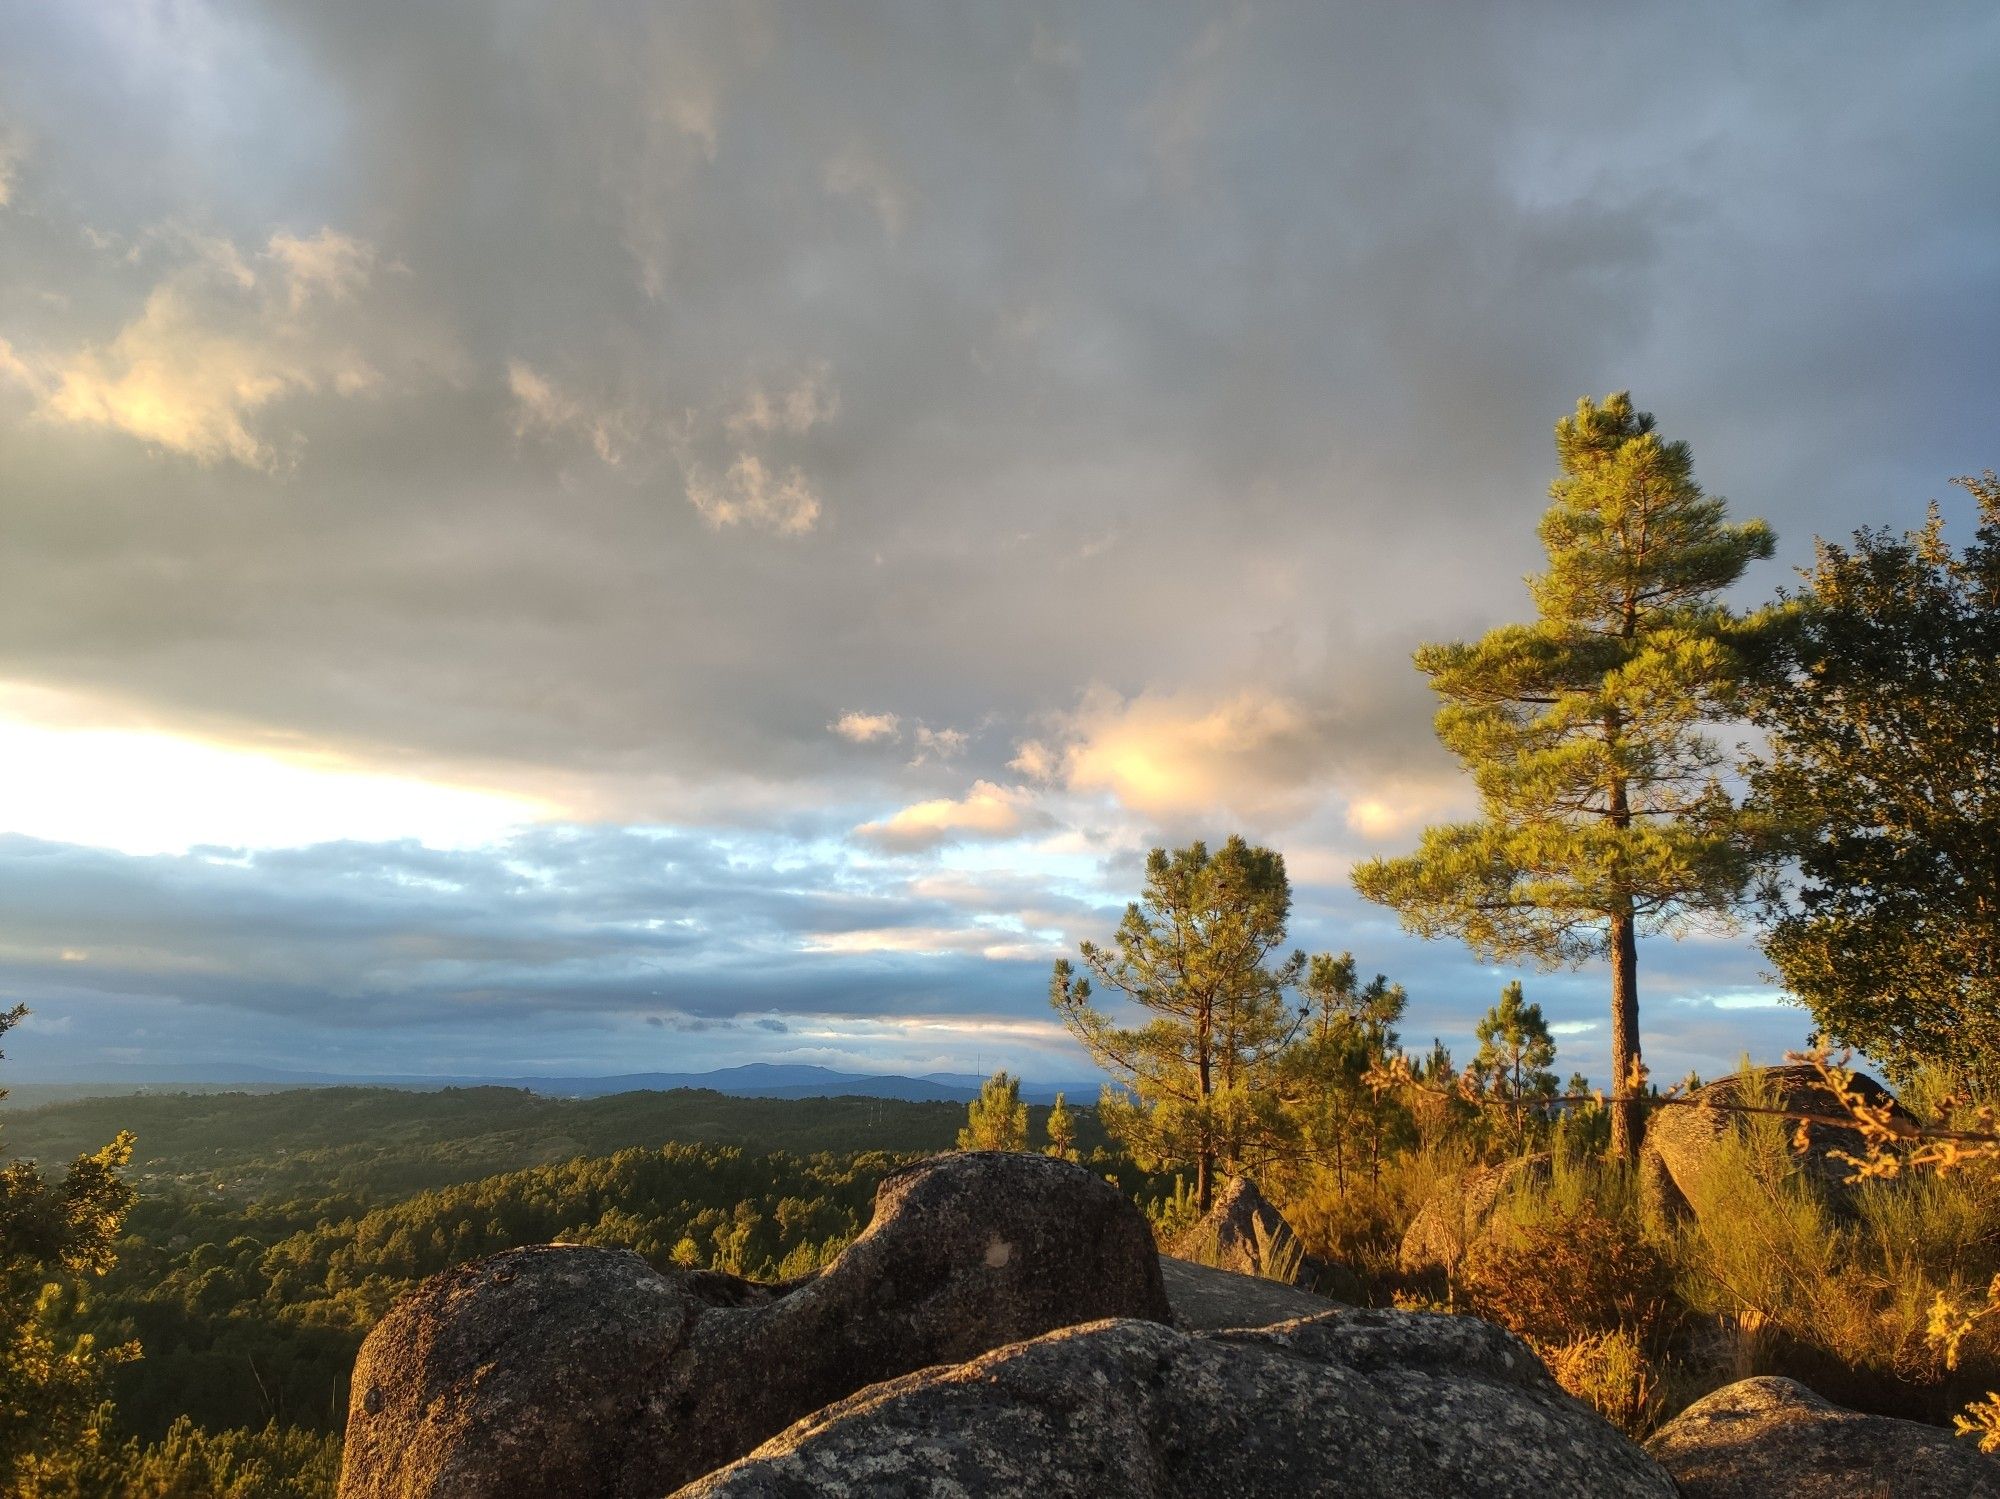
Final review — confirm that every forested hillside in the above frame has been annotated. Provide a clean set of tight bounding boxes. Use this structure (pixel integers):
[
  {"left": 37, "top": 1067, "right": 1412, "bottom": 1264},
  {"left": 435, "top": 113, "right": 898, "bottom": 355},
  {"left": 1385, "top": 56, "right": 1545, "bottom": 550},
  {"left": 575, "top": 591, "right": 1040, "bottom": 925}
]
[
  {"left": 3, "top": 1086, "right": 1099, "bottom": 1202},
  {"left": 0, "top": 1085, "right": 1137, "bottom": 1491}
]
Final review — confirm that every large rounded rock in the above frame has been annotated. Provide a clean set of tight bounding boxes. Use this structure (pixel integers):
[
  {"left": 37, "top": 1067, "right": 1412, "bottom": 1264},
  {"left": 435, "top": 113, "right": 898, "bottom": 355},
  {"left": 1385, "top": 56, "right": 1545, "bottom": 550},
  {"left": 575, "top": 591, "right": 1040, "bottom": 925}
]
[
  {"left": 1399, "top": 1154, "right": 1549, "bottom": 1274},
  {"left": 1641, "top": 1065, "right": 1910, "bottom": 1220},
  {"left": 1647, "top": 1375, "right": 2000, "bottom": 1498},
  {"left": 677, "top": 1308, "right": 1676, "bottom": 1497},
  {"left": 338, "top": 1151, "right": 1171, "bottom": 1498}
]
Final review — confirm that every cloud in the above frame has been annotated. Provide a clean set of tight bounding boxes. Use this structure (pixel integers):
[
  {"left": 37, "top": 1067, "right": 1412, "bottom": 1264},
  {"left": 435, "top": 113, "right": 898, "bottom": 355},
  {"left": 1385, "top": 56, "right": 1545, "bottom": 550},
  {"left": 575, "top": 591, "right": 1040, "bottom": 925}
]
[
  {"left": 265, "top": 228, "right": 377, "bottom": 312},
  {"left": 803, "top": 924, "right": 1058, "bottom": 962},
  {"left": 908, "top": 724, "right": 969, "bottom": 765},
  {"left": 0, "top": 1, "right": 1992, "bottom": 1084},
  {"left": 1038, "top": 686, "right": 1335, "bottom": 821},
  {"left": 726, "top": 366, "right": 838, "bottom": 438},
  {"left": 823, "top": 143, "right": 913, "bottom": 238},
  {"left": 831, "top": 711, "right": 900, "bottom": 743},
  {"left": 684, "top": 453, "right": 822, "bottom": 534},
  {"left": 18, "top": 226, "right": 395, "bottom": 470},
  {"left": 0, "top": 127, "right": 23, "bottom": 208},
  {"left": 1344, "top": 779, "right": 1473, "bottom": 841},
  {"left": 507, "top": 360, "right": 640, "bottom": 465},
  {"left": 854, "top": 781, "right": 1046, "bottom": 851}
]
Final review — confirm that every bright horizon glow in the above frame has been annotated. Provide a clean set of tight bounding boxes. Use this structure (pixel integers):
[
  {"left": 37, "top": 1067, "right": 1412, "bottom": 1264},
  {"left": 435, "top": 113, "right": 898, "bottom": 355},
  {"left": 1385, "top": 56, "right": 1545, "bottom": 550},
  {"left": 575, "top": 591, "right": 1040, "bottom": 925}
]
[{"left": 0, "top": 683, "right": 551, "bottom": 855}]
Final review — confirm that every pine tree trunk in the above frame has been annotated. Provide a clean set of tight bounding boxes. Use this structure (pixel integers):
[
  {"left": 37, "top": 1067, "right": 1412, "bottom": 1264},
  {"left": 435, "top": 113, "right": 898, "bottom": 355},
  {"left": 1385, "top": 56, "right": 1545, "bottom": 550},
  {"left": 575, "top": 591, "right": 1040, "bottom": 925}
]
[
  {"left": 1196, "top": 1024, "right": 1214, "bottom": 1212},
  {"left": 1609, "top": 905, "right": 1643, "bottom": 1162}
]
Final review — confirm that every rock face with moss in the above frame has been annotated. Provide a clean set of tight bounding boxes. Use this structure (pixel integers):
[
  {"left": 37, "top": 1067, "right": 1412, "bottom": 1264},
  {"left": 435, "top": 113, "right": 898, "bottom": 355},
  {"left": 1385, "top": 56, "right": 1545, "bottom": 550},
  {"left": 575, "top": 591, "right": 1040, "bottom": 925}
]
[
  {"left": 1639, "top": 1065, "right": 1910, "bottom": 1221},
  {"left": 337, "top": 1151, "right": 1171, "bottom": 1498},
  {"left": 679, "top": 1309, "right": 1676, "bottom": 1498},
  {"left": 1648, "top": 1376, "right": 2000, "bottom": 1498}
]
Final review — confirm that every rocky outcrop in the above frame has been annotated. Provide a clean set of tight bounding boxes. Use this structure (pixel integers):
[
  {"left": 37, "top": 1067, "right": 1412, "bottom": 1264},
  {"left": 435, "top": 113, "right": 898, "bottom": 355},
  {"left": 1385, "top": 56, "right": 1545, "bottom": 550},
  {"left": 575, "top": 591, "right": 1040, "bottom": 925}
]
[
  {"left": 337, "top": 1151, "right": 1171, "bottom": 1499},
  {"left": 1399, "top": 1153, "right": 1549, "bottom": 1274},
  {"left": 1647, "top": 1375, "right": 2000, "bottom": 1498},
  {"left": 1641, "top": 1065, "right": 1911, "bottom": 1221},
  {"left": 1164, "top": 1175, "right": 1337, "bottom": 1290},
  {"left": 678, "top": 1308, "right": 1677, "bottom": 1498},
  {"left": 1157, "top": 1254, "right": 1337, "bottom": 1330}
]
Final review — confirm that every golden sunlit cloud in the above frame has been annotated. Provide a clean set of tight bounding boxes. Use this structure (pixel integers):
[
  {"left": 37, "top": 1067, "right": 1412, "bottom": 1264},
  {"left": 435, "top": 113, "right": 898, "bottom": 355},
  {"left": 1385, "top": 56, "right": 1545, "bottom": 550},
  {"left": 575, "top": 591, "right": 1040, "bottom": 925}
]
[
  {"left": 853, "top": 780, "right": 1044, "bottom": 851},
  {"left": 0, "top": 683, "right": 550, "bottom": 855},
  {"left": 683, "top": 452, "right": 822, "bottom": 534},
  {"left": 830, "top": 710, "right": 901, "bottom": 743},
  {"left": 801, "top": 925, "right": 1059, "bottom": 961},
  {"left": 1344, "top": 779, "right": 1470, "bottom": 839},
  {"left": 18, "top": 226, "right": 390, "bottom": 471},
  {"left": 1039, "top": 686, "right": 1329, "bottom": 819}
]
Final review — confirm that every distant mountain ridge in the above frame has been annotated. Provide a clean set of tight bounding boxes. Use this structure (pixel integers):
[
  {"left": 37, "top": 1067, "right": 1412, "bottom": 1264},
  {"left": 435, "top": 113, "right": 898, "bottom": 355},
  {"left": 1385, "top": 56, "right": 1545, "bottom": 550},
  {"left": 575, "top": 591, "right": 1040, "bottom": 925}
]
[{"left": 4, "top": 1059, "right": 1093, "bottom": 1106}]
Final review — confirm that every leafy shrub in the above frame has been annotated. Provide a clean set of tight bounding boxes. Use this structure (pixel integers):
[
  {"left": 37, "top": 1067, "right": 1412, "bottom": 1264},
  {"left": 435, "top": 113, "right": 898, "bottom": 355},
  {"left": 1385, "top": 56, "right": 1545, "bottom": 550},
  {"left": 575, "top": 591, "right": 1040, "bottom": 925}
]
[
  {"left": 1462, "top": 1200, "right": 1675, "bottom": 1350},
  {"left": 1540, "top": 1328, "right": 1664, "bottom": 1436}
]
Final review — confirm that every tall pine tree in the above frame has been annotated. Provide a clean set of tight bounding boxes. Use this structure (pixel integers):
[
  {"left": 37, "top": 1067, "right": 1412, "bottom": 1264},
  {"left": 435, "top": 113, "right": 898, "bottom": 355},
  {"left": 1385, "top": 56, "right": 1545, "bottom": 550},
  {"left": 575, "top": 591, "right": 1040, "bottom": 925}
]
[
  {"left": 1353, "top": 394, "right": 1773, "bottom": 1159},
  {"left": 1052, "top": 836, "right": 1304, "bottom": 1208}
]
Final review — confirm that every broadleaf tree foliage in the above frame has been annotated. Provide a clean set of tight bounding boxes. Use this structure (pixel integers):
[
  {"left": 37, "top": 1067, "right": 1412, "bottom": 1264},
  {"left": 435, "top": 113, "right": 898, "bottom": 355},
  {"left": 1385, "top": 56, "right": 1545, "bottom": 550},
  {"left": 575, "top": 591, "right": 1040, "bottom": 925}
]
[
  {"left": 1051, "top": 836, "right": 1305, "bottom": 1210},
  {"left": 1746, "top": 474, "right": 2000, "bottom": 1088},
  {"left": 1353, "top": 393, "right": 1775, "bottom": 1159},
  {"left": 0, "top": 1005, "right": 137, "bottom": 1490}
]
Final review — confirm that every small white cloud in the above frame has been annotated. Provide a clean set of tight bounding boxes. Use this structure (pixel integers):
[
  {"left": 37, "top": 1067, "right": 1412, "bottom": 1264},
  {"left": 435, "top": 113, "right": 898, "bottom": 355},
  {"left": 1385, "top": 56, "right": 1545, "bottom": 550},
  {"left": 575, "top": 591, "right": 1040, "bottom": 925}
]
[
  {"left": 726, "top": 365, "right": 838, "bottom": 438},
  {"left": 507, "top": 360, "right": 640, "bottom": 465},
  {"left": 1344, "top": 779, "right": 1469, "bottom": 840},
  {"left": 1007, "top": 738, "right": 1059, "bottom": 782},
  {"left": 802, "top": 924, "right": 1059, "bottom": 961},
  {"left": 265, "top": 228, "right": 376, "bottom": 313},
  {"left": 831, "top": 711, "right": 900, "bottom": 744},
  {"left": 685, "top": 452, "right": 822, "bottom": 535},
  {"left": 1675, "top": 989, "right": 1796, "bottom": 1012},
  {"left": 909, "top": 724, "right": 969, "bottom": 765},
  {"left": 854, "top": 780, "right": 1045, "bottom": 852}
]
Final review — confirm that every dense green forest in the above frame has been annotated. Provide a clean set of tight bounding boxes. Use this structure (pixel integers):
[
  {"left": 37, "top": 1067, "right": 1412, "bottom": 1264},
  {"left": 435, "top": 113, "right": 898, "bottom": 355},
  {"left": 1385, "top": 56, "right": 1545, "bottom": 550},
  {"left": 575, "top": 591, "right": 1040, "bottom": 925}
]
[
  {"left": 2, "top": 1085, "right": 1137, "bottom": 1495},
  {"left": 2, "top": 1085, "right": 1062, "bottom": 1202}
]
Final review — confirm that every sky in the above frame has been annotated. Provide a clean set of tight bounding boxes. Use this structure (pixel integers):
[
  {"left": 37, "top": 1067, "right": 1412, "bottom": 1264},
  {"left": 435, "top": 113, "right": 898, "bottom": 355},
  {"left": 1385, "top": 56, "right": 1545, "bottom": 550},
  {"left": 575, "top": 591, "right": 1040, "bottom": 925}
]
[{"left": 0, "top": 2, "right": 1996, "bottom": 1089}]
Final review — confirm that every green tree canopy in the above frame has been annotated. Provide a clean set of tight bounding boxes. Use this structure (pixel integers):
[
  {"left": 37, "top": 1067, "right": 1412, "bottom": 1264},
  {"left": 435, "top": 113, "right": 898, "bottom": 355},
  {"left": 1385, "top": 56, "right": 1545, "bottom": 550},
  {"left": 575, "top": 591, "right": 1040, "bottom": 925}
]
[
  {"left": 1051, "top": 836, "right": 1305, "bottom": 1208},
  {"left": 1746, "top": 474, "right": 2000, "bottom": 1088},
  {"left": 1353, "top": 393, "right": 1774, "bottom": 1159},
  {"left": 956, "top": 1071, "right": 1029, "bottom": 1152},
  {"left": 1277, "top": 952, "right": 1409, "bottom": 1190},
  {"left": 1043, "top": 1092, "right": 1078, "bottom": 1162},
  {"left": 1473, "top": 980, "right": 1559, "bottom": 1148},
  {"left": 0, "top": 1005, "right": 137, "bottom": 1490}
]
